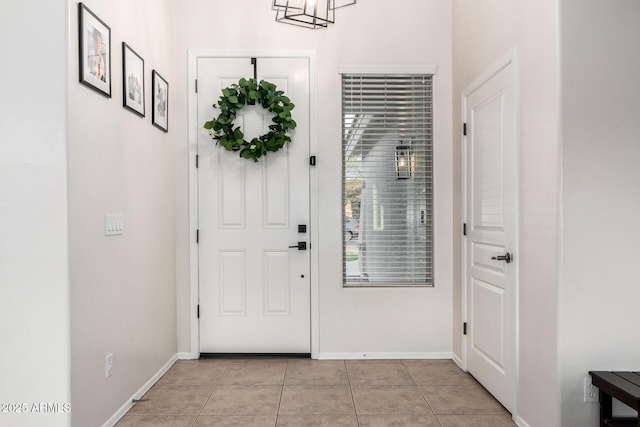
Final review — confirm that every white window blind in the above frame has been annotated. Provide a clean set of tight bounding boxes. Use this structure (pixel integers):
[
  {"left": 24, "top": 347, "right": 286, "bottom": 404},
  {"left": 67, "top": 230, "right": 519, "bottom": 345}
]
[{"left": 342, "top": 74, "right": 433, "bottom": 287}]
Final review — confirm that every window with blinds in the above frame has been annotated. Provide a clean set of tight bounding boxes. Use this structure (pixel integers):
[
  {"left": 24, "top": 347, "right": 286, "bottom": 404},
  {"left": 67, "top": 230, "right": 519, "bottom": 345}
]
[{"left": 342, "top": 73, "right": 433, "bottom": 287}]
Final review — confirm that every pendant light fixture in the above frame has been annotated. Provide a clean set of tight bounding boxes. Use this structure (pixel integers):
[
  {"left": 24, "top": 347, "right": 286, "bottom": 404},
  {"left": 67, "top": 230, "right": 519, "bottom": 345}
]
[
  {"left": 273, "top": 0, "right": 356, "bottom": 29},
  {"left": 395, "top": 144, "right": 413, "bottom": 179},
  {"left": 333, "top": 0, "right": 356, "bottom": 8}
]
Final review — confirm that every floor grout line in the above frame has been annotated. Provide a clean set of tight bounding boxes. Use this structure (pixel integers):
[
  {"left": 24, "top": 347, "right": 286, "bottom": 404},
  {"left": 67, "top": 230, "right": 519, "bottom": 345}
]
[
  {"left": 190, "top": 364, "right": 227, "bottom": 427},
  {"left": 273, "top": 360, "right": 288, "bottom": 427},
  {"left": 344, "top": 360, "right": 363, "bottom": 427}
]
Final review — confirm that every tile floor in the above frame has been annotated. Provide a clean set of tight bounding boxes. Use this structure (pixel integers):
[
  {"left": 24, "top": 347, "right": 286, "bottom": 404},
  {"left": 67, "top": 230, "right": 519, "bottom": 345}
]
[{"left": 116, "top": 358, "right": 515, "bottom": 427}]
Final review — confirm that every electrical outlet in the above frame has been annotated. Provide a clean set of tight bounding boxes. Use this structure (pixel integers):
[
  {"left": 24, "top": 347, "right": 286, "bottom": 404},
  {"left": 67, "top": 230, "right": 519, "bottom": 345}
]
[
  {"left": 105, "top": 353, "right": 113, "bottom": 378},
  {"left": 584, "top": 376, "right": 598, "bottom": 402}
]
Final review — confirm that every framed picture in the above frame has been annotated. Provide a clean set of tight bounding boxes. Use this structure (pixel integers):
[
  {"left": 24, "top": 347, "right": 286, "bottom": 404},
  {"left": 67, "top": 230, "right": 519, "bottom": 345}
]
[
  {"left": 78, "top": 3, "right": 111, "bottom": 97},
  {"left": 152, "top": 70, "right": 169, "bottom": 132},
  {"left": 122, "top": 42, "right": 145, "bottom": 117}
]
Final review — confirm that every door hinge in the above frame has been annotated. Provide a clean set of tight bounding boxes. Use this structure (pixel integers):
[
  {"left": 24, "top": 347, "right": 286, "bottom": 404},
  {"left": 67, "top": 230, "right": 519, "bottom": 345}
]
[
  {"left": 463, "top": 322, "right": 468, "bottom": 335},
  {"left": 310, "top": 155, "right": 316, "bottom": 166},
  {"left": 195, "top": 79, "right": 198, "bottom": 93},
  {"left": 197, "top": 304, "right": 200, "bottom": 319},
  {"left": 463, "top": 223, "right": 467, "bottom": 236},
  {"left": 463, "top": 123, "right": 467, "bottom": 136},
  {"left": 196, "top": 154, "right": 199, "bottom": 168},
  {"left": 196, "top": 229, "right": 199, "bottom": 244}
]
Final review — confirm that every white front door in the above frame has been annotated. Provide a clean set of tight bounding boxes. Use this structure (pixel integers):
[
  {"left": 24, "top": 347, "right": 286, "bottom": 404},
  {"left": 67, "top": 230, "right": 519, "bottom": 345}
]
[
  {"left": 464, "top": 58, "right": 517, "bottom": 412},
  {"left": 197, "top": 56, "right": 311, "bottom": 354}
]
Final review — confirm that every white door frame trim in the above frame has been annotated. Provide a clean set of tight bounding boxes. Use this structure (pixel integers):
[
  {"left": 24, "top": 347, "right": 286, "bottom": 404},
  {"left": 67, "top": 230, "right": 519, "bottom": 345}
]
[
  {"left": 187, "top": 49, "right": 319, "bottom": 357},
  {"left": 461, "top": 47, "right": 520, "bottom": 415}
]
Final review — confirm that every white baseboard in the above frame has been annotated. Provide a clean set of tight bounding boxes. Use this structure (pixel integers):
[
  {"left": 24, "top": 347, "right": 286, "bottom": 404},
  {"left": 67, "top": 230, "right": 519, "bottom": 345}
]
[
  {"left": 102, "top": 353, "right": 178, "bottom": 427},
  {"left": 177, "top": 352, "right": 199, "bottom": 360},
  {"left": 316, "top": 352, "right": 452, "bottom": 360},
  {"left": 451, "top": 352, "right": 464, "bottom": 370},
  {"left": 513, "top": 415, "right": 531, "bottom": 427}
]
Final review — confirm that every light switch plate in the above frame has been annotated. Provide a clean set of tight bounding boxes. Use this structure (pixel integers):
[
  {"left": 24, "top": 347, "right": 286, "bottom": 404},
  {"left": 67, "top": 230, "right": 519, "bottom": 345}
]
[
  {"left": 105, "top": 353, "right": 113, "bottom": 378},
  {"left": 105, "top": 214, "right": 124, "bottom": 236}
]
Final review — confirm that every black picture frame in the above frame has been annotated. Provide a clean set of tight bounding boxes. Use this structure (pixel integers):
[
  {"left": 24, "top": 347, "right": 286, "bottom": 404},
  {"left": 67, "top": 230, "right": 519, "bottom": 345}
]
[
  {"left": 152, "top": 70, "right": 169, "bottom": 132},
  {"left": 78, "top": 3, "right": 111, "bottom": 97},
  {"left": 122, "top": 42, "right": 145, "bottom": 117}
]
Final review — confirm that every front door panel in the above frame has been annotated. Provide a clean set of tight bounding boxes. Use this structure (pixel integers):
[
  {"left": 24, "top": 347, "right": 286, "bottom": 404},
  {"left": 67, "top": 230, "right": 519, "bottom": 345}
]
[{"left": 197, "top": 57, "right": 311, "bottom": 353}]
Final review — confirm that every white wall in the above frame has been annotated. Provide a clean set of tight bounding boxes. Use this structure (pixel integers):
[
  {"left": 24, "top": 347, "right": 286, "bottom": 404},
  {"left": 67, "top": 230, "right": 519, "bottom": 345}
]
[
  {"left": 174, "top": 0, "right": 454, "bottom": 357},
  {"left": 0, "top": 2, "right": 71, "bottom": 426},
  {"left": 559, "top": 1, "right": 640, "bottom": 425},
  {"left": 67, "top": 1, "right": 177, "bottom": 425},
  {"left": 452, "top": 0, "right": 561, "bottom": 425}
]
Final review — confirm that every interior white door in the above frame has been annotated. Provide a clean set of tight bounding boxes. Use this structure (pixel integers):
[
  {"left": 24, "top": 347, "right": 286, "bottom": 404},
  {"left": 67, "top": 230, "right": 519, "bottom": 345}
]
[
  {"left": 197, "top": 56, "right": 311, "bottom": 353},
  {"left": 464, "top": 59, "right": 516, "bottom": 412}
]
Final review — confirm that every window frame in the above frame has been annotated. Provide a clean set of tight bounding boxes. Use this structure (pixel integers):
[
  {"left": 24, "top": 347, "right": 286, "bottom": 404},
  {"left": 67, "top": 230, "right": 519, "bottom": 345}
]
[{"left": 340, "top": 66, "right": 437, "bottom": 288}]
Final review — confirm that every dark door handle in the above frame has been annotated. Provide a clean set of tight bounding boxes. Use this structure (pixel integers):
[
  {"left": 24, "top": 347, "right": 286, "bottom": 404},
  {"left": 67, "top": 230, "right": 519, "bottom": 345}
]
[
  {"left": 491, "top": 252, "right": 512, "bottom": 263},
  {"left": 289, "top": 242, "right": 307, "bottom": 251}
]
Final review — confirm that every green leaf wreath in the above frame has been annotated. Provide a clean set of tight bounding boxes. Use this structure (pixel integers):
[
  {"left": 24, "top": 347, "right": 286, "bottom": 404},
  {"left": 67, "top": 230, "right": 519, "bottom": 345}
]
[{"left": 203, "top": 78, "right": 297, "bottom": 162}]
